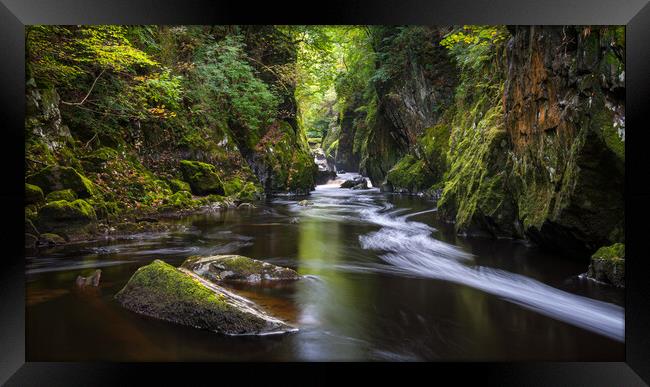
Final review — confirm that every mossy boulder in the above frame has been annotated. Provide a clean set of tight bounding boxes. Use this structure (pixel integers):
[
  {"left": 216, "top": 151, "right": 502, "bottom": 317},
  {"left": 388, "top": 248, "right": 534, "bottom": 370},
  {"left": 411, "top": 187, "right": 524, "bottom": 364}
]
[
  {"left": 223, "top": 177, "right": 262, "bottom": 201},
  {"left": 115, "top": 259, "right": 294, "bottom": 335},
  {"left": 46, "top": 189, "right": 77, "bottom": 203},
  {"left": 181, "top": 255, "right": 301, "bottom": 283},
  {"left": 25, "top": 183, "right": 45, "bottom": 205},
  {"left": 36, "top": 199, "right": 97, "bottom": 234},
  {"left": 587, "top": 243, "right": 625, "bottom": 288},
  {"left": 179, "top": 160, "right": 225, "bottom": 196},
  {"left": 161, "top": 191, "right": 193, "bottom": 209},
  {"left": 38, "top": 233, "right": 66, "bottom": 246},
  {"left": 168, "top": 178, "right": 191, "bottom": 193},
  {"left": 26, "top": 165, "right": 96, "bottom": 198}
]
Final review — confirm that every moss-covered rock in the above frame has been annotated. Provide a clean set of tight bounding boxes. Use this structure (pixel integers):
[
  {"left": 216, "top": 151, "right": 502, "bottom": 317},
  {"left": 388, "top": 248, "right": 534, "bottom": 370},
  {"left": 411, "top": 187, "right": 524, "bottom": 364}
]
[
  {"left": 25, "top": 183, "right": 45, "bottom": 205},
  {"left": 38, "top": 232, "right": 66, "bottom": 246},
  {"left": 46, "top": 189, "right": 77, "bottom": 202},
  {"left": 168, "top": 178, "right": 191, "bottom": 193},
  {"left": 115, "top": 259, "right": 294, "bottom": 335},
  {"left": 26, "top": 165, "right": 96, "bottom": 198},
  {"left": 36, "top": 199, "right": 97, "bottom": 234},
  {"left": 161, "top": 191, "right": 193, "bottom": 209},
  {"left": 181, "top": 255, "right": 301, "bottom": 283},
  {"left": 179, "top": 160, "right": 225, "bottom": 196},
  {"left": 587, "top": 243, "right": 625, "bottom": 287}
]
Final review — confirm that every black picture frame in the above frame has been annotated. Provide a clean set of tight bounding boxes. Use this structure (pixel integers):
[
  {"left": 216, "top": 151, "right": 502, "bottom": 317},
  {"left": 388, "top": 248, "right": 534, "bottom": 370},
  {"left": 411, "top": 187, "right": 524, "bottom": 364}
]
[{"left": 1, "top": 0, "right": 649, "bottom": 385}]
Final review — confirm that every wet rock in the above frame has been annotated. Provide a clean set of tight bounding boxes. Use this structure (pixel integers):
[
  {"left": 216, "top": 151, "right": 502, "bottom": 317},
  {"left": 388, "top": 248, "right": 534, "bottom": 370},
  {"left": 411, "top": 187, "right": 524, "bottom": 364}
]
[
  {"left": 341, "top": 176, "right": 368, "bottom": 189},
  {"left": 352, "top": 180, "right": 369, "bottom": 190},
  {"left": 587, "top": 243, "right": 625, "bottom": 288},
  {"left": 38, "top": 232, "right": 66, "bottom": 246},
  {"left": 238, "top": 202, "right": 256, "bottom": 209},
  {"left": 115, "top": 259, "right": 294, "bottom": 335},
  {"left": 75, "top": 269, "right": 102, "bottom": 288},
  {"left": 181, "top": 255, "right": 301, "bottom": 283},
  {"left": 298, "top": 200, "right": 312, "bottom": 206}
]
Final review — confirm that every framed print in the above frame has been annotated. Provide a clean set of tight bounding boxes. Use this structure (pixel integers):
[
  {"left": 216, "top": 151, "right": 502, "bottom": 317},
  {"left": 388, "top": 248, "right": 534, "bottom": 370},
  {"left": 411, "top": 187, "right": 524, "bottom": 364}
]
[{"left": 1, "top": 0, "right": 649, "bottom": 385}]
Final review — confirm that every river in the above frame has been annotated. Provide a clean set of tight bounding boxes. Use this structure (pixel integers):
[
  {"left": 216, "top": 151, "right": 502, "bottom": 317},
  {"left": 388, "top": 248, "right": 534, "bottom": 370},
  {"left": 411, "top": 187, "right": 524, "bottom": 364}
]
[{"left": 26, "top": 173, "right": 624, "bottom": 361}]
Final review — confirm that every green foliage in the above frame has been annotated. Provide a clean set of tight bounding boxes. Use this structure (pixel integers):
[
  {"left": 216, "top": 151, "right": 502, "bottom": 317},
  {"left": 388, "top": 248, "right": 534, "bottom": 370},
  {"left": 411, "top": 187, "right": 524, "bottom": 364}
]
[
  {"left": 192, "top": 34, "right": 279, "bottom": 146},
  {"left": 27, "top": 25, "right": 157, "bottom": 87}
]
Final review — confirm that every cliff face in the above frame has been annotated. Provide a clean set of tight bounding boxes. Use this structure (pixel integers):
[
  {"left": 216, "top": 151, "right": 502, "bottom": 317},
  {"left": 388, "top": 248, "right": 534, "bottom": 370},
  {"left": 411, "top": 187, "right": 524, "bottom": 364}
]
[
  {"left": 236, "top": 26, "right": 316, "bottom": 193},
  {"left": 361, "top": 26, "right": 458, "bottom": 186},
  {"left": 504, "top": 26, "right": 625, "bottom": 254}
]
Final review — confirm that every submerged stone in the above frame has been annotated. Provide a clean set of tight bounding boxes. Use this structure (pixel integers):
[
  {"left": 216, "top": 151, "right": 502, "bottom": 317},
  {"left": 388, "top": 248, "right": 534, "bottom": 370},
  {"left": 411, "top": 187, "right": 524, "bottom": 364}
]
[
  {"left": 587, "top": 243, "right": 625, "bottom": 288},
  {"left": 181, "top": 255, "right": 301, "bottom": 283},
  {"left": 115, "top": 259, "right": 294, "bottom": 335}
]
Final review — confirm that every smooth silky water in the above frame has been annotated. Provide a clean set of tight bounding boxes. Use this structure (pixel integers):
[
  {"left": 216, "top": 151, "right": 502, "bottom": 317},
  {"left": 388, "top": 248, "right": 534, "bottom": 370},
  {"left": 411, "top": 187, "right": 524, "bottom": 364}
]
[{"left": 26, "top": 173, "right": 624, "bottom": 361}]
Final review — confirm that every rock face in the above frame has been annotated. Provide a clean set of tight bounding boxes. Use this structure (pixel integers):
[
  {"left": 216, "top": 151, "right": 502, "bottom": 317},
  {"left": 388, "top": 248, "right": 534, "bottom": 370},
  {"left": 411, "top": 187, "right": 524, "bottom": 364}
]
[
  {"left": 360, "top": 26, "right": 458, "bottom": 186},
  {"left": 587, "top": 243, "right": 625, "bottom": 287},
  {"left": 181, "top": 255, "right": 301, "bottom": 283},
  {"left": 115, "top": 259, "right": 294, "bottom": 335},
  {"left": 504, "top": 26, "right": 625, "bottom": 254},
  {"left": 179, "top": 160, "right": 225, "bottom": 196},
  {"left": 26, "top": 165, "right": 96, "bottom": 198},
  {"left": 312, "top": 147, "right": 337, "bottom": 185}
]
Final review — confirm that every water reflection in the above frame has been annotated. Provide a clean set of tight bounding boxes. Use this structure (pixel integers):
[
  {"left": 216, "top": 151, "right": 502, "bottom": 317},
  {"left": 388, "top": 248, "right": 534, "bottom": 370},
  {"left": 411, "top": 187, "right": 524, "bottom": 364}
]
[{"left": 26, "top": 173, "right": 625, "bottom": 361}]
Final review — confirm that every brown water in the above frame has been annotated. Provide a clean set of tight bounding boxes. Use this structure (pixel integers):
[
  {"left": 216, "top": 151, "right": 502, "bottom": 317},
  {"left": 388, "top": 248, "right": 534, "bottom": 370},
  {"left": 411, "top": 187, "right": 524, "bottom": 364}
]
[{"left": 26, "top": 173, "right": 624, "bottom": 361}]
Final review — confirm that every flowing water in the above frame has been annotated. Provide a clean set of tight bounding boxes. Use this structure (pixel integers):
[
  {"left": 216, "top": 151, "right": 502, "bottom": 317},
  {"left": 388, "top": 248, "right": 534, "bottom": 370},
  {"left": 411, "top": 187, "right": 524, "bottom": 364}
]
[{"left": 26, "top": 173, "right": 624, "bottom": 361}]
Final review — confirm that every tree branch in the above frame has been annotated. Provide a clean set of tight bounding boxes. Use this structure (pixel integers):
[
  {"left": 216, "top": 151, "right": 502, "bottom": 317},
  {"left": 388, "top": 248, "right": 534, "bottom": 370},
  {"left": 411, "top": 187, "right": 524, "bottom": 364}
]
[{"left": 60, "top": 69, "right": 105, "bottom": 106}]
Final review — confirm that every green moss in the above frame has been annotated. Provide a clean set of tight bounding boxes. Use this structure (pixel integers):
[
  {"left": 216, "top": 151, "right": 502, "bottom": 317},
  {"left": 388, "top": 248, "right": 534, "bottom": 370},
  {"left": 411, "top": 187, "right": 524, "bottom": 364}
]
[
  {"left": 179, "top": 160, "right": 225, "bottom": 196},
  {"left": 116, "top": 260, "right": 229, "bottom": 309},
  {"left": 588, "top": 243, "right": 625, "bottom": 287},
  {"left": 114, "top": 259, "right": 271, "bottom": 334},
  {"left": 26, "top": 165, "right": 96, "bottom": 198},
  {"left": 36, "top": 199, "right": 97, "bottom": 233},
  {"left": 39, "top": 232, "right": 66, "bottom": 245},
  {"left": 25, "top": 183, "right": 45, "bottom": 205},
  {"left": 162, "top": 191, "right": 193, "bottom": 208},
  {"left": 216, "top": 255, "right": 265, "bottom": 276},
  {"left": 168, "top": 178, "right": 190, "bottom": 193},
  {"left": 25, "top": 205, "right": 38, "bottom": 222},
  {"left": 592, "top": 243, "right": 625, "bottom": 261},
  {"left": 439, "top": 100, "right": 515, "bottom": 236},
  {"left": 80, "top": 147, "right": 118, "bottom": 172},
  {"left": 46, "top": 189, "right": 77, "bottom": 202}
]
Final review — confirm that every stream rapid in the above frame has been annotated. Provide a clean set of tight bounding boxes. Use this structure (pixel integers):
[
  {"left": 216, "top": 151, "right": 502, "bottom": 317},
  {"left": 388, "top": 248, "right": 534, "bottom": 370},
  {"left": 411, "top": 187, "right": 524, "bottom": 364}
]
[{"left": 26, "top": 173, "right": 624, "bottom": 361}]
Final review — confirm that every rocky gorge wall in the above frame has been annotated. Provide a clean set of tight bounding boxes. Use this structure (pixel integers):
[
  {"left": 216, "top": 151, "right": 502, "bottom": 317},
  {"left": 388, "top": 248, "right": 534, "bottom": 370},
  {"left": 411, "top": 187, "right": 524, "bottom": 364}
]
[{"left": 345, "top": 25, "right": 624, "bottom": 259}]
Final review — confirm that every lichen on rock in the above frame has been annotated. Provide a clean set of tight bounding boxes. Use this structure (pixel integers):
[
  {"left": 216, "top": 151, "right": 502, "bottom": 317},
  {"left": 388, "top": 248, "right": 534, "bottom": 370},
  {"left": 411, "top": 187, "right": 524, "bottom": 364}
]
[{"left": 181, "top": 255, "right": 301, "bottom": 283}]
